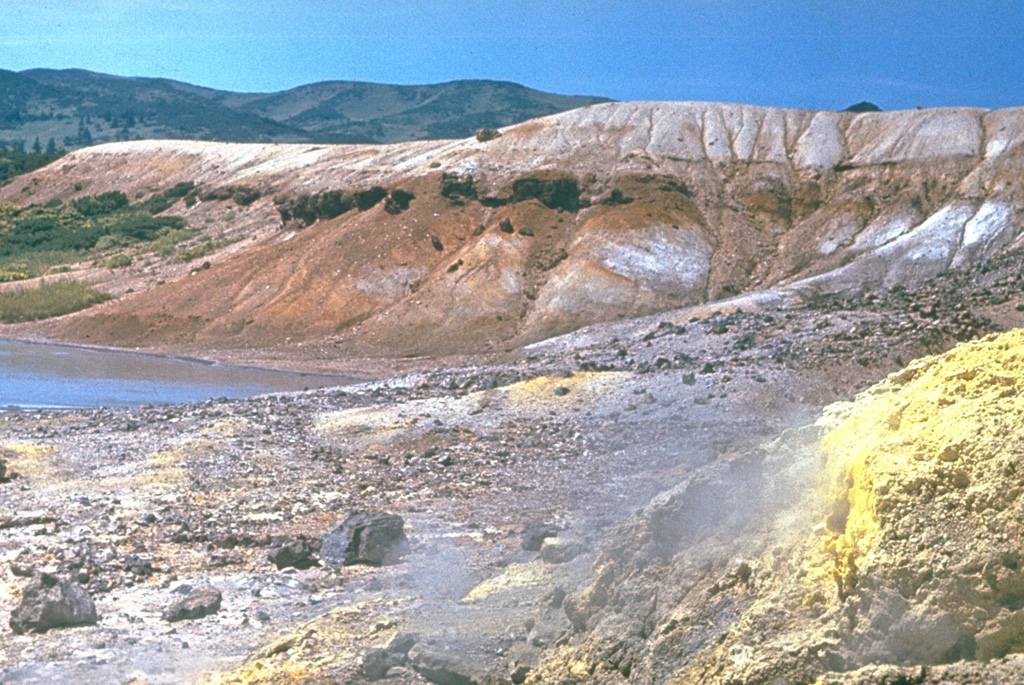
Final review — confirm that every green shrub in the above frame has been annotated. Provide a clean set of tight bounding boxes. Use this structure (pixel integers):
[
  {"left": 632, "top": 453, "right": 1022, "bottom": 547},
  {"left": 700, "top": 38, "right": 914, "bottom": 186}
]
[
  {"left": 136, "top": 181, "right": 196, "bottom": 214},
  {"left": 104, "top": 253, "right": 132, "bottom": 268},
  {"left": 99, "top": 212, "right": 186, "bottom": 242},
  {"left": 165, "top": 181, "right": 195, "bottom": 199},
  {"left": 231, "top": 186, "right": 261, "bottom": 206},
  {"left": 0, "top": 189, "right": 189, "bottom": 270},
  {"left": 94, "top": 234, "right": 125, "bottom": 251},
  {"left": 201, "top": 184, "right": 261, "bottom": 206},
  {"left": 0, "top": 252, "right": 77, "bottom": 279},
  {"left": 148, "top": 227, "right": 195, "bottom": 256},
  {"left": 0, "top": 280, "right": 112, "bottom": 322},
  {"left": 176, "top": 235, "right": 242, "bottom": 262},
  {"left": 72, "top": 191, "right": 129, "bottom": 217},
  {"left": 139, "top": 195, "right": 174, "bottom": 214},
  {"left": 275, "top": 188, "right": 388, "bottom": 226}
]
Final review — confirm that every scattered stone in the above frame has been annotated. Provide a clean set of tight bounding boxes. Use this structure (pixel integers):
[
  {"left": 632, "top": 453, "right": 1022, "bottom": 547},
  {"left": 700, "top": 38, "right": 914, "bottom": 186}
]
[
  {"left": 10, "top": 572, "right": 98, "bottom": 634},
  {"left": 362, "top": 648, "right": 391, "bottom": 681},
  {"left": 0, "top": 513, "right": 59, "bottom": 530},
  {"left": 161, "top": 585, "right": 222, "bottom": 623},
  {"left": 10, "top": 552, "right": 34, "bottom": 578},
  {"left": 409, "top": 642, "right": 496, "bottom": 685},
  {"left": 540, "top": 537, "right": 583, "bottom": 564},
  {"left": 546, "top": 586, "right": 567, "bottom": 609},
  {"left": 431, "top": 235, "right": 444, "bottom": 252},
  {"left": 521, "top": 523, "right": 561, "bottom": 551},
  {"left": 976, "top": 608, "right": 1024, "bottom": 660},
  {"left": 267, "top": 536, "right": 318, "bottom": 570},
  {"left": 320, "top": 511, "right": 410, "bottom": 566},
  {"left": 363, "top": 632, "right": 419, "bottom": 681},
  {"left": 511, "top": 664, "right": 532, "bottom": 684},
  {"left": 388, "top": 632, "right": 419, "bottom": 655}
]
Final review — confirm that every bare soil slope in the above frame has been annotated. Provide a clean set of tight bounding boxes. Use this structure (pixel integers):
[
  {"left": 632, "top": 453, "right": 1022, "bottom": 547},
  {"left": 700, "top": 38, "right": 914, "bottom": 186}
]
[{"left": 3, "top": 102, "right": 1022, "bottom": 359}]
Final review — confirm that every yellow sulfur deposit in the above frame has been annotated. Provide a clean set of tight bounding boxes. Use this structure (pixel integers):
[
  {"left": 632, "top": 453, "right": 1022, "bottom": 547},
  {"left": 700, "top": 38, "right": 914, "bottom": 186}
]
[
  {"left": 462, "top": 560, "right": 553, "bottom": 602},
  {"left": 316, "top": 370, "right": 626, "bottom": 451},
  {"left": 201, "top": 601, "right": 406, "bottom": 684},
  {"left": 503, "top": 371, "right": 625, "bottom": 411},
  {"left": 813, "top": 328, "right": 1024, "bottom": 599},
  {"left": 0, "top": 443, "right": 56, "bottom": 479}
]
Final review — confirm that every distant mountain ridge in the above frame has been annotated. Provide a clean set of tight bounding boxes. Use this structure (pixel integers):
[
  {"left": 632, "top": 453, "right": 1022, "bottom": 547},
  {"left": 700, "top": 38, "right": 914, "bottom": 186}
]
[{"left": 0, "top": 68, "right": 612, "bottom": 149}]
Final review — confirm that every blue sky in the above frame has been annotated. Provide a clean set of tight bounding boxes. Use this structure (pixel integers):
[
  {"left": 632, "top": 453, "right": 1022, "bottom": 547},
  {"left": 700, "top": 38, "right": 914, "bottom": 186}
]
[{"left": 3, "top": 1, "right": 1022, "bottom": 111}]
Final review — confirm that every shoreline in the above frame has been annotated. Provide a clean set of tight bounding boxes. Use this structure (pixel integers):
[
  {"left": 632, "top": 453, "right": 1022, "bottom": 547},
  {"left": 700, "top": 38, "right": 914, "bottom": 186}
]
[{"left": 0, "top": 336, "right": 369, "bottom": 409}]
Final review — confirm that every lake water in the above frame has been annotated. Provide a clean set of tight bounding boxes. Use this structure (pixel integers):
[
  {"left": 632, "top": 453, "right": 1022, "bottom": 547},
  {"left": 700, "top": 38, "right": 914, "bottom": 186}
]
[{"left": 0, "top": 339, "right": 355, "bottom": 408}]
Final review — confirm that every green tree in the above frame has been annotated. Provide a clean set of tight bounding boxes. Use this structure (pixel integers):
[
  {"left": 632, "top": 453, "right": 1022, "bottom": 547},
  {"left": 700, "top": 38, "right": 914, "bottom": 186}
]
[
  {"left": 45, "top": 138, "right": 58, "bottom": 155},
  {"left": 76, "top": 124, "right": 93, "bottom": 146},
  {"left": 31, "top": 137, "right": 42, "bottom": 154}
]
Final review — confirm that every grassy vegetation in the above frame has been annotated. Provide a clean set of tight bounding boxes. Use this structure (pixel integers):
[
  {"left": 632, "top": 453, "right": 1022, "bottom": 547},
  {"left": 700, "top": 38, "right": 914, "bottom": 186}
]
[
  {"left": 0, "top": 251, "right": 80, "bottom": 281},
  {"left": 0, "top": 175, "right": 256, "bottom": 283},
  {"left": 0, "top": 186, "right": 195, "bottom": 280},
  {"left": 176, "top": 235, "right": 243, "bottom": 262},
  {"left": 0, "top": 279, "right": 112, "bottom": 322},
  {"left": 0, "top": 194, "right": 187, "bottom": 258},
  {"left": 148, "top": 227, "right": 196, "bottom": 257},
  {"left": 101, "top": 253, "right": 132, "bottom": 269}
]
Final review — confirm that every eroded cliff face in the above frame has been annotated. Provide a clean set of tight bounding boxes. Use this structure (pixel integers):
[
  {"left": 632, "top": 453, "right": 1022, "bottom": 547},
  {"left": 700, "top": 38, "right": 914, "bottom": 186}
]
[{"left": 2, "top": 102, "right": 1022, "bottom": 357}]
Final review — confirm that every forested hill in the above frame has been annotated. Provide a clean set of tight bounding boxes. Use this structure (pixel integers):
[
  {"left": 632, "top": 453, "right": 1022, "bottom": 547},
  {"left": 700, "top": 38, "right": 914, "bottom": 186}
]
[{"left": 0, "top": 68, "right": 611, "bottom": 150}]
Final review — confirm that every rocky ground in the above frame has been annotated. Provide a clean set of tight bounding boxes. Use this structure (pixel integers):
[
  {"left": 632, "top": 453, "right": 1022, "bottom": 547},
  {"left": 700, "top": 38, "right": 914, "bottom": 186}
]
[
  {"left": 2, "top": 245, "right": 1019, "bottom": 683},
  {"left": 4, "top": 101, "right": 1024, "bottom": 683}
]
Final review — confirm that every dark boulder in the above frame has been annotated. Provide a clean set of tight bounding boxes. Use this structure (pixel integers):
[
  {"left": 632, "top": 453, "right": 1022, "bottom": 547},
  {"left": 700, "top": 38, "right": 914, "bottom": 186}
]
[
  {"left": 161, "top": 584, "right": 222, "bottom": 622},
  {"left": 408, "top": 639, "right": 502, "bottom": 685},
  {"left": 321, "top": 511, "right": 409, "bottom": 566},
  {"left": 362, "top": 648, "right": 392, "bottom": 681},
  {"left": 540, "top": 537, "right": 583, "bottom": 564},
  {"left": 520, "top": 523, "right": 561, "bottom": 552},
  {"left": 362, "top": 632, "right": 419, "bottom": 681},
  {"left": 267, "top": 536, "right": 318, "bottom": 570},
  {"left": 9, "top": 572, "right": 98, "bottom": 634}
]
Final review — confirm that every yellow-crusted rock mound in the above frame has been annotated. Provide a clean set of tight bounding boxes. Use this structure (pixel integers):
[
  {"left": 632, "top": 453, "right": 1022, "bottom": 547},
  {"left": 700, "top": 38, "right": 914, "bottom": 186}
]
[{"left": 530, "top": 328, "right": 1024, "bottom": 684}]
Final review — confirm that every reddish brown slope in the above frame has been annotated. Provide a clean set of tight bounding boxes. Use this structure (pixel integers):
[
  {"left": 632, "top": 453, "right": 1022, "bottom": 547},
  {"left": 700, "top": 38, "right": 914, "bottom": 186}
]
[{"left": 2, "top": 102, "right": 1022, "bottom": 358}]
